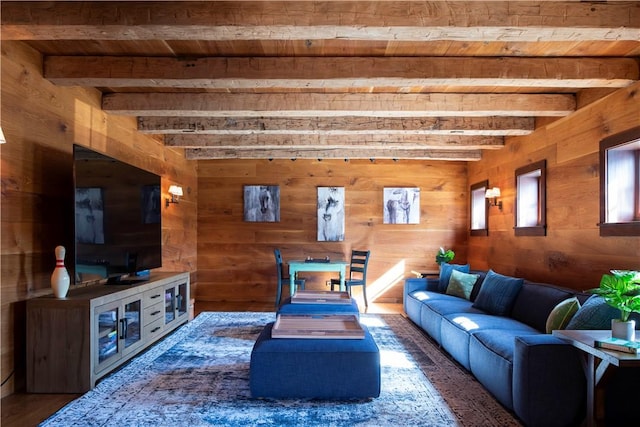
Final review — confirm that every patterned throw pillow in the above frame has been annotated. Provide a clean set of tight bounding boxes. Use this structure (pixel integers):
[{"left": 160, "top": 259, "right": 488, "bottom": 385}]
[
  {"left": 438, "top": 263, "right": 470, "bottom": 293},
  {"left": 445, "top": 270, "right": 479, "bottom": 300},
  {"left": 472, "top": 269, "right": 524, "bottom": 316},
  {"left": 545, "top": 297, "right": 581, "bottom": 333},
  {"left": 565, "top": 295, "right": 622, "bottom": 330}
]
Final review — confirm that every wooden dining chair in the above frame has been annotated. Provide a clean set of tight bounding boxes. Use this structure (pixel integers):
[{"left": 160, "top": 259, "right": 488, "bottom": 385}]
[
  {"left": 330, "top": 250, "right": 371, "bottom": 307},
  {"left": 274, "top": 248, "right": 305, "bottom": 307}
]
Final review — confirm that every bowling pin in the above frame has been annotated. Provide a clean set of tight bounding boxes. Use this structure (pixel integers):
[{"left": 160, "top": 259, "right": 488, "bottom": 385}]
[{"left": 51, "top": 245, "right": 71, "bottom": 298}]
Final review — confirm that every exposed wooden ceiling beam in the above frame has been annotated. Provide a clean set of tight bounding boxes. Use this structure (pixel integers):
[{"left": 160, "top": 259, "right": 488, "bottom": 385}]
[
  {"left": 184, "top": 147, "right": 483, "bottom": 161},
  {"left": 3, "top": 1, "right": 636, "bottom": 161},
  {"left": 104, "top": 93, "right": 575, "bottom": 117},
  {"left": 3, "top": 1, "right": 639, "bottom": 42},
  {"left": 138, "top": 116, "right": 534, "bottom": 136},
  {"left": 165, "top": 134, "right": 504, "bottom": 150},
  {"left": 44, "top": 56, "right": 638, "bottom": 89}
]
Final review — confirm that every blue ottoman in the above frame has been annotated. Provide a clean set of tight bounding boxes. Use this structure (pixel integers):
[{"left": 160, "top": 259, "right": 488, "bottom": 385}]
[
  {"left": 250, "top": 322, "right": 380, "bottom": 399},
  {"left": 277, "top": 296, "right": 360, "bottom": 318}
]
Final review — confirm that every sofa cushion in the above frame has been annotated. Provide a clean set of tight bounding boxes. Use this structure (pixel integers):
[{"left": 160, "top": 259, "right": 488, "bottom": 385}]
[
  {"left": 545, "top": 297, "right": 581, "bottom": 333},
  {"left": 472, "top": 329, "right": 535, "bottom": 363},
  {"left": 422, "top": 297, "right": 479, "bottom": 317},
  {"left": 440, "top": 312, "right": 537, "bottom": 370},
  {"left": 472, "top": 270, "right": 524, "bottom": 316},
  {"left": 566, "top": 295, "right": 622, "bottom": 330},
  {"left": 405, "top": 290, "right": 454, "bottom": 324},
  {"left": 438, "top": 263, "right": 470, "bottom": 293},
  {"left": 511, "top": 281, "right": 575, "bottom": 332},
  {"left": 444, "top": 312, "right": 540, "bottom": 335},
  {"left": 420, "top": 299, "right": 482, "bottom": 344},
  {"left": 446, "top": 270, "right": 479, "bottom": 300}
]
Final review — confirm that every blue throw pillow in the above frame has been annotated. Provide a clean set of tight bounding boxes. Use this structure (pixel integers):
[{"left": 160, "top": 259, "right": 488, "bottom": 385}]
[
  {"left": 565, "top": 295, "right": 622, "bottom": 330},
  {"left": 445, "top": 270, "right": 479, "bottom": 300},
  {"left": 438, "top": 263, "right": 470, "bottom": 293},
  {"left": 472, "top": 269, "right": 524, "bottom": 316}
]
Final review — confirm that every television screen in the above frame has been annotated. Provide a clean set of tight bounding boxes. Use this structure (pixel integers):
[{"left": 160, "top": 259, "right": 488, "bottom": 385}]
[{"left": 73, "top": 145, "right": 162, "bottom": 284}]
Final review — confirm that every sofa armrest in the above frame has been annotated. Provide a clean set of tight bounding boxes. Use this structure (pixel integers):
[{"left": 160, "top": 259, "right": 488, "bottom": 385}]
[
  {"left": 513, "top": 335, "right": 586, "bottom": 427},
  {"left": 404, "top": 277, "right": 441, "bottom": 296}
]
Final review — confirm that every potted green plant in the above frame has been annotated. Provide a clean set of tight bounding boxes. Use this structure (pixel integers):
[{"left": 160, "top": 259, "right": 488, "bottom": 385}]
[
  {"left": 435, "top": 247, "right": 455, "bottom": 266},
  {"left": 591, "top": 270, "right": 640, "bottom": 340}
]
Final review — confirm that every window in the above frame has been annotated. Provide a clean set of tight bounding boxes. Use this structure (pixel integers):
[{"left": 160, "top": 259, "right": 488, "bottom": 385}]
[
  {"left": 599, "top": 126, "right": 640, "bottom": 236},
  {"left": 515, "top": 160, "right": 546, "bottom": 236},
  {"left": 470, "top": 180, "right": 488, "bottom": 236}
]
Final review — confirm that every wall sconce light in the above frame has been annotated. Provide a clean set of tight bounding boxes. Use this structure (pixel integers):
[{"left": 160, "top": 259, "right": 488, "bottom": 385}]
[
  {"left": 166, "top": 185, "right": 183, "bottom": 207},
  {"left": 0, "top": 127, "right": 6, "bottom": 144},
  {"left": 485, "top": 187, "right": 503, "bottom": 210}
]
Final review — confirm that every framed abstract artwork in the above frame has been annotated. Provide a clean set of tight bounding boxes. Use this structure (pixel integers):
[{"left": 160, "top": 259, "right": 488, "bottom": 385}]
[
  {"left": 383, "top": 187, "right": 420, "bottom": 224},
  {"left": 317, "top": 187, "right": 345, "bottom": 241},
  {"left": 244, "top": 185, "right": 280, "bottom": 222}
]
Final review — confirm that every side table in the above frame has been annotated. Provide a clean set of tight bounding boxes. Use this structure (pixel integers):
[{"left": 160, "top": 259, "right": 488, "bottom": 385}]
[{"left": 553, "top": 329, "right": 640, "bottom": 427}]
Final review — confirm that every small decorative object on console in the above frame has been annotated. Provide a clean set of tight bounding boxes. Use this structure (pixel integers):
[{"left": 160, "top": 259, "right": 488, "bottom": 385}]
[
  {"left": 305, "top": 256, "right": 330, "bottom": 263},
  {"left": 51, "top": 245, "right": 70, "bottom": 298}
]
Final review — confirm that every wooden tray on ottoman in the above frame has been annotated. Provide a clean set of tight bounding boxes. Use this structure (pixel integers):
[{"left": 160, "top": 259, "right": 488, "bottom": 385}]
[
  {"left": 291, "top": 290, "right": 352, "bottom": 305},
  {"left": 271, "top": 314, "right": 364, "bottom": 339}
]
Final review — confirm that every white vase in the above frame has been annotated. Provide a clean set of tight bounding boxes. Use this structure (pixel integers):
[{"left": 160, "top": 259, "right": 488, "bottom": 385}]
[
  {"left": 611, "top": 319, "right": 636, "bottom": 341},
  {"left": 51, "top": 245, "right": 71, "bottom": 298}
]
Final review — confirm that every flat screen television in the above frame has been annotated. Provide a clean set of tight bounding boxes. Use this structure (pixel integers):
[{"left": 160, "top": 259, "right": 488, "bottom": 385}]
[{"left": 73, "top": 145, "right": 162, "bottom": 284}]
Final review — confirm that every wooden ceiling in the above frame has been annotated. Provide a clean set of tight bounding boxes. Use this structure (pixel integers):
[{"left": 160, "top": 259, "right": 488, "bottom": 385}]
[{"left": 2, "top": 1, "right": 640, "bottom": 160}]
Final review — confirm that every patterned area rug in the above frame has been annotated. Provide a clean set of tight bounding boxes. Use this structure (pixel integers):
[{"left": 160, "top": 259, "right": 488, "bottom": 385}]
[{"left": 41, "top": 312, "right": 522, "bottom": 426}]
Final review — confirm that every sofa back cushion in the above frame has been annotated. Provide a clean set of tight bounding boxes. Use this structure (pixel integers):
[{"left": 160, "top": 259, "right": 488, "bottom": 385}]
[
  {"left": 565, "top": 294, "right": 623, "bottom": 330},
  {"left": 438, "top": 263, "right": 470, "bottom": 293},
  {"left": 469, "top": 270, "right": 487, "bottom": 302},
  {"left": 511, "top": 281, "right": 575, "bottom": 332},
  {"left": 472, "top": 269, "right": 524, "bottom": 316}
]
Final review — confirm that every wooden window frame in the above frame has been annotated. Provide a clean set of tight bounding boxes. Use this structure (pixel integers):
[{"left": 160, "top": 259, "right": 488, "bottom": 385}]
[
  {"left": 470, "top": 180, "right": 489, "bottom": 237},
  {"left": 514, "top": 160, "right": 547, "bottom": 237},
  {"left": 599, "top": 126, "right": 640, "bottom": 237}
]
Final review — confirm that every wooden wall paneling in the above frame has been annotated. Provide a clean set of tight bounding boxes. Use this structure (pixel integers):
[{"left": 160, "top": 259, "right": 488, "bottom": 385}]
[
  {"left": 196, "top": 158, "right": 469, "bottom": 305},
  {"left": 0, "top": 41, "right": 198, "bottom": 397},
  {"left": 468, "top": 81, "right": 640, "bottom": 290}
]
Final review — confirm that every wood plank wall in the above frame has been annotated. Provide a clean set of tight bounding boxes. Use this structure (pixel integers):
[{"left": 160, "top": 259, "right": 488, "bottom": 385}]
[
  {"left": 196, "top": 159, "right": 469, "bottom": 305},
  {"left": 0, "top": 41, "right": 198, "bottom": 397},
  {"left": 468, "top": 81, "right": 640, "bottom": 290}
]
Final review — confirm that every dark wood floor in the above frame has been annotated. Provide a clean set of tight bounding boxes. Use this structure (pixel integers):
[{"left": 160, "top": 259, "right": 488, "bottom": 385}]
[{"left": 1, "top": 301, "right": 402, "bottom": 427}]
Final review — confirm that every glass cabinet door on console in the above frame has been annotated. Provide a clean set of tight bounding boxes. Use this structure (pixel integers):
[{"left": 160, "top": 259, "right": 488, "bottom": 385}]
[
  {"left": 121, "top": 297, "right": 142, "bottom": 358},
  {"left": 165, "top": 286, "right": 176, "bottom": 324},
  {"left": 94, "top": 295, "right": 144, "bottom": 374},
  {"left": 95, "top": 301, "right": 121, "bottom": 372},
  {"left": 177, "top": 282, "right": 188, "bottom": 318}
]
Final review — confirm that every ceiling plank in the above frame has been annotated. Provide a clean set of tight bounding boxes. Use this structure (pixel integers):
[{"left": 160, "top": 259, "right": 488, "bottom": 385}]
[
  {"left": 184, "top": 147, "right": 483, "bottom": 161},
  {"left": 103, "top": 93, "right": 576, "bottom": 117},
  {"left": 165, "top": 134, "right": 504, "bottom": 150},
  {"left": 44, "top": 56, "right": 638, "bottom": 89},
  {"left": 138, "top": 116, "right": 534, "bottom": 136},
  {"left": 3, "top": 1, "right": 639, "bottom": 42}
]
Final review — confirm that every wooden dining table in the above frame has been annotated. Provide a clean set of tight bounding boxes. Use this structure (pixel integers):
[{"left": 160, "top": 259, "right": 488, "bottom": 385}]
[{"left": 288, "top": 259, "right": 349, "bottom": 296}]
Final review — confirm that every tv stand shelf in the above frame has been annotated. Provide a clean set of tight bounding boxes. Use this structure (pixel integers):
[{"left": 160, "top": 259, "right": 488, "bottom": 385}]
[{"left": 26, "top": 271, "right": 190, "bottom": 393}]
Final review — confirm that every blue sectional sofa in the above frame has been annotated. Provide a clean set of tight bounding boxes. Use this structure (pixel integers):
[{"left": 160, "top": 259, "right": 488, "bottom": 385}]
[{"left": 404, "top": 266, "right": 592, "bottom": 427}]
